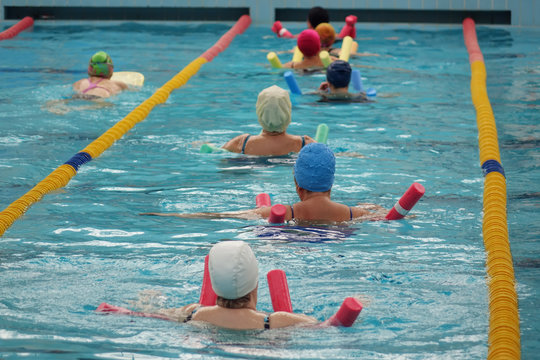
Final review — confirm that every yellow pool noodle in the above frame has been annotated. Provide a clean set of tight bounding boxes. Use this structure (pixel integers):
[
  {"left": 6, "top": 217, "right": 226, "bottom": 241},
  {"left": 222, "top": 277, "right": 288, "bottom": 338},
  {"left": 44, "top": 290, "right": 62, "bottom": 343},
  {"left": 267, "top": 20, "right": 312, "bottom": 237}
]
[
  {"left": 319, "top": 51, "right": 331, "bottom": 68},
  {"left": 339, "top": 36, "right": 353, "bottom": 62},
  {"left": 267, "top": 52, "right": 282, "bottom": 69},
  {"left": 351, "top": 41, "right": 358, "bottom": 54},
  {"left": 292, "top": 46, "right": 304, "bottom": 62}
]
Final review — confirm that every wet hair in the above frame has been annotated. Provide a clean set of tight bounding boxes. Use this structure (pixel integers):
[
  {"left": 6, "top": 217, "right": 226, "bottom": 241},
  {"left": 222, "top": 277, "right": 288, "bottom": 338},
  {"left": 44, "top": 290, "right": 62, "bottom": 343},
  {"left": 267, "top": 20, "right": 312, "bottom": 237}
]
[
  {"left": 217, "top": 294, "right": 251, "bottom": 309},
  {"left": 308, "top": 7, "right": 330, "bottom": 28}
]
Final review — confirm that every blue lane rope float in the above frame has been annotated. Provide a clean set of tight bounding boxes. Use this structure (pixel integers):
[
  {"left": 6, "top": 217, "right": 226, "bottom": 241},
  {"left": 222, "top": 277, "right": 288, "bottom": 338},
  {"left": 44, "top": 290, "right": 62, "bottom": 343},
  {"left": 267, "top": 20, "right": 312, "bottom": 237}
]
[
  {"left": 64, "top": 152, "right": 93, "bottom": 171},
  {"left": 481, "top": 159, "right": 505, "bottom": 178}
]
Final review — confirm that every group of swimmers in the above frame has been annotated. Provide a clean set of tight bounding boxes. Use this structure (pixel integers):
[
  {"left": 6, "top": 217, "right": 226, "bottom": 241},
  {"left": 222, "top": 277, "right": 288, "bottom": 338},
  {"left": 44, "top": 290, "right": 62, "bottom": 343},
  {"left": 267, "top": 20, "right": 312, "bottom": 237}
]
[{"left": 88, "top": 7, "right": 391, "bottom": 330}]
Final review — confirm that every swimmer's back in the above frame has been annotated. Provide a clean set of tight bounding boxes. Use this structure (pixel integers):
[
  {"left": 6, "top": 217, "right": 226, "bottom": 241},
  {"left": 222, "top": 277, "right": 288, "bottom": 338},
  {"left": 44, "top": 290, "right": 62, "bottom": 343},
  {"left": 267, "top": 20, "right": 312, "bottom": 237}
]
[
  {"left": 223, "top": 133, "right": 315, "bottom": 156},
  {"left": 73, "top": 77, "right": 127, "bottom": 98}
]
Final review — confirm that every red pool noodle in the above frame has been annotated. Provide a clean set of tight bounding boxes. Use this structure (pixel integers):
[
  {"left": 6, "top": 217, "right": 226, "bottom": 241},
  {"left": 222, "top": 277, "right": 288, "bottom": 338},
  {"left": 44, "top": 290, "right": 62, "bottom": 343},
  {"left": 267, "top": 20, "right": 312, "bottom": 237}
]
[
  {"left": 96, "top": 302, "right": 171, "bottom": 321},
  {"left": 322, "top": 297, "right": 363, "bottom": 327},
  {"left": 256, "top": 193, "right": 271, "bottom": 208},
  {"left": 338, "top": 15, "right": 357, "bottom": 39},
  {"left": 199, "top": 255, "right": 217, "bottom": 306},
  {"left": 0, "top": 16, "right": 34, "bottom": 41},
  {"left": 385, "top": 182, "right": 425, "bottom": 220},
  {"left": 269, "top": 204, "right": 286, "bottom": 223},
  {"left": 267, "top": 269, "right": 293, "bottom": 313}
]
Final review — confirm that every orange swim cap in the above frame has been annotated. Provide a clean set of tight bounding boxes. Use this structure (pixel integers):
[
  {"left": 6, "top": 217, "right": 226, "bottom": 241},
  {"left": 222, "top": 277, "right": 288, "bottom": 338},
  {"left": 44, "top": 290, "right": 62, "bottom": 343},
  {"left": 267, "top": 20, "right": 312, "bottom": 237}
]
[{"left": 315, "top": 23, "right": 336, "bottom": 48}]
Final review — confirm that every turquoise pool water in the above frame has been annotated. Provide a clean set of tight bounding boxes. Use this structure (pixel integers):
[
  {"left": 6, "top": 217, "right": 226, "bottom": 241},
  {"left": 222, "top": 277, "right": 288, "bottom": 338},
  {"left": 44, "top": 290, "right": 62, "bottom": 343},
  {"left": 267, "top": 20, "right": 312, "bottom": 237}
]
[{"left": 0, "top": 21, "right": 538, "bottom": 359}]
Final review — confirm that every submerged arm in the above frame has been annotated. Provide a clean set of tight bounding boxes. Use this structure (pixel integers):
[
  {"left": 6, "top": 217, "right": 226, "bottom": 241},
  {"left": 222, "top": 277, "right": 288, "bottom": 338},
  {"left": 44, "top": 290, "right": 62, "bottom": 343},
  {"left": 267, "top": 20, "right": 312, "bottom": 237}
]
[{"left": 141, "top": 207, "right": 270, "bottom": 220}]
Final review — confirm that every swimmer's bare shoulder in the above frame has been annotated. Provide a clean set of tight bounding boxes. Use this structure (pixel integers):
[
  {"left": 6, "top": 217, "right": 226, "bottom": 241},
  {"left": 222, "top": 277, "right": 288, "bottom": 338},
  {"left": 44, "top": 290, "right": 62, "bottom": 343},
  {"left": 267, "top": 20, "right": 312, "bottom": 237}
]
[
  {"left": 270, "top": 311, "right": 318, "bottom": 328},
  {"left": 222, "top": 133, "right": 250, "bottom": 153},
  {"left": 303, "top": 135, "right": 316, "bottom": 145}
]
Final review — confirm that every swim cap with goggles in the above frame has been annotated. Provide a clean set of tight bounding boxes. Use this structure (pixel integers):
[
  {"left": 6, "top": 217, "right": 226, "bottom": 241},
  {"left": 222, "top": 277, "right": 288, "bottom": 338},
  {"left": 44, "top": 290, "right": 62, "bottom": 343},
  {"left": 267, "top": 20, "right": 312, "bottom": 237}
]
[
  {"left": 88, "top": 51, "right": 113, "bottom": 78},
  {"left": 326, "top": 60, "right": 352, "bottom": 88},
  {"left": 256, "top": 85, "right": 292, "bottom": 133},
  {"left": 209, "top": 241, "right": 259, "bottom": 300},
  {"left": 294, "top": 143, "right": 335, "bottom": 192},
  {"left": 297, "top": 29, "right": 321, "bottom": 57}
]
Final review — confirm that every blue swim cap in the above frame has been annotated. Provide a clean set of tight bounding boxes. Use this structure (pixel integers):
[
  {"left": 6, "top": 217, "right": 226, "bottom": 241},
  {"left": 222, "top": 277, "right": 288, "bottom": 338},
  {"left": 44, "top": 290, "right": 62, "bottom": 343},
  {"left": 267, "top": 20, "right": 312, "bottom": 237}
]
[
  {"left": 326, "top": 60, "right": 352, "bottom": 88},
  {"left": 294, "top": 143, "right": 335, "bottom": 192}
]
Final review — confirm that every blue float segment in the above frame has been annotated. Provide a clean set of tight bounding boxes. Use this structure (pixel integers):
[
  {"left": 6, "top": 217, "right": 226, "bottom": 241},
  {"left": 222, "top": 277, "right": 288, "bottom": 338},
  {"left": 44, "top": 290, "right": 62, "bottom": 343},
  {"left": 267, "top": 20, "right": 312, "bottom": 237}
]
[
  {"left": 482, "top": 159, "right": 505, "bottom": 178},
  {"left": 64, "top": 152, "right": 92, "bottom": 171},
  {"left": 351, "top": 70, "right": 363, "bottom": 91},
  {"left": 284, "top": 71, "right": 302, "bottom": 95}
]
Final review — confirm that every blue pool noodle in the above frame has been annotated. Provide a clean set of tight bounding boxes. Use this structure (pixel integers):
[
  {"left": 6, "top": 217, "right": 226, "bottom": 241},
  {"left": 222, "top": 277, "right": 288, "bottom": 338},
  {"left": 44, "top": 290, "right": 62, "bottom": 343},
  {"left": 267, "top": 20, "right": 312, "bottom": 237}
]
[
  {"left": 284, "top": 71, "right": 302, "bottom": 95},
  {"left": 351, "top": 70, "right": 363, "bottom": 92}
]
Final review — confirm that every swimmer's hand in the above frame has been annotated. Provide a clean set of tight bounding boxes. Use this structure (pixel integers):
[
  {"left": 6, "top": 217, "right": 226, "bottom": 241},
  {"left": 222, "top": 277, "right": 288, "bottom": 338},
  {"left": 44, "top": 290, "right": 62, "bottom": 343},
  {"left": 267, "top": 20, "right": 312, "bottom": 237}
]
[{"left": 319, "top": 81, "right": 330, "bottom": 92}]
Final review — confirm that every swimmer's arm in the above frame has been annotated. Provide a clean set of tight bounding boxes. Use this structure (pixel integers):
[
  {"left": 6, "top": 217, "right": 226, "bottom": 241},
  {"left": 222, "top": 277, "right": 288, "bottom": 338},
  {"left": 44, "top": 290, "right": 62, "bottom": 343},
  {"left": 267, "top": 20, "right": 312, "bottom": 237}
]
[
  {"left": 269, "top": 311, "right": 318, "bottom": 329},
  {"left": 352, "top": 203, "right": 388, "bottom": 220},
  {"left": 157, "top": 303, "right": 199, "bottom": 322},
  {"left": 140, "top": 208, "right": 266, "bottom": 220},
  {"left": 282, "top": 61, "right": 294, "bottom": 69},
  {"left": 222, "top": 134, "right": 249, "bottom": 153}
]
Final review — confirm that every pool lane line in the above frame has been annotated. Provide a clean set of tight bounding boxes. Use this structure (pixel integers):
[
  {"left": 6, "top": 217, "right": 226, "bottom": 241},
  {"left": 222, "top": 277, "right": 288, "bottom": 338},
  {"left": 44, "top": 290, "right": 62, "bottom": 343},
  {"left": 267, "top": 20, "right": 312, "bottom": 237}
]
[
  {"left": 0, "top": 16, "right": 34, "bottom": 41},
  {"left": 0, "top": 15, "right": 252, "bottom": 237},
  {"left": 463, "top": 18, "right": 520, "bottom": 360}
]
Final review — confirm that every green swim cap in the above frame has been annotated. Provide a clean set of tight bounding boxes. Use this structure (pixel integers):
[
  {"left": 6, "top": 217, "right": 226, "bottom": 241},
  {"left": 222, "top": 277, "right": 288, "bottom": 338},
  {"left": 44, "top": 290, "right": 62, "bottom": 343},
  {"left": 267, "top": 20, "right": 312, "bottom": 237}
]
[{"left": 88, "top": 51, "right": 113, "bottom": 78}]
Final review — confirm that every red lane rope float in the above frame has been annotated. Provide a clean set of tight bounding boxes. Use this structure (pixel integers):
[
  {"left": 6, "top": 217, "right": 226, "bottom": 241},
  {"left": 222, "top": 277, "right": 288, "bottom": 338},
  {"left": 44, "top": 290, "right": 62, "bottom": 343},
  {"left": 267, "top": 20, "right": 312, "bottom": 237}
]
[
  {"left": 0, "top": 15, "right": 252, "bottom": 238},
  {"left": 0, "top": 16, "right": 34, "bottom": 41},
  {"left": 463, "top": 18, "right": 520, "bottom": 360}
]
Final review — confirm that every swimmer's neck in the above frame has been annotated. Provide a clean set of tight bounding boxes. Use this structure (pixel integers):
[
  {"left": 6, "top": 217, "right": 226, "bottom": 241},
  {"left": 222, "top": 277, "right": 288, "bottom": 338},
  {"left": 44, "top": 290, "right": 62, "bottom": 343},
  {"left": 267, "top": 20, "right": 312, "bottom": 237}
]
[
  {"left": 297, "top": 189, "right": 332, "bottom": 202},
  {"left": 261, "top": 130, "right": 286, "bottom": 136},
  {"left": 329, "top": 84, "right": 349, "bottom": 94}
]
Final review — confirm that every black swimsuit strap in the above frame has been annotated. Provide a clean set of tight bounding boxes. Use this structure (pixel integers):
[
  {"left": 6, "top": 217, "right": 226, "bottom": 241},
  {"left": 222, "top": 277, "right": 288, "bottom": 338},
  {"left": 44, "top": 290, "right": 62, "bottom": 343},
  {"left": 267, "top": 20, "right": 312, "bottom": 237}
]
[
  {"left": 290, "top": 204, "right": 294, "bottom": 219},
  {"left": 301, "top": 135, "right": 305, "bottom": 148},
  {"left": 264, "top": 315, "right": 270, "bottom": 330},
  {"left": 241, "top": 135, "right": 251, "bottom": 154},
  {"left": 183, "top": 305, "right": 201, "bottom": 323},
  {"left": 349, "top": 206, "right": 353, "bottom": 220}
]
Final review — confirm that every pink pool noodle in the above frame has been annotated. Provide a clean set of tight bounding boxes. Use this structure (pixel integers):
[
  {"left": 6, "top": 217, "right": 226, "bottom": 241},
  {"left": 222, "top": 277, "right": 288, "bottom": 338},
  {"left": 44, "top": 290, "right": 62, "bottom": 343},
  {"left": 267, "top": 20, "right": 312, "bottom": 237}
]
[
  {"left": 256, "top": 193, "right": 271, "bottom": 208},
  {"left": 272, "top": 21, "right": 295, "bottom": 38},
  {"left": 323, "top": 297, "right": 363, "bottom": 327},
  {"left": 267, "top": 269, "right": 293, "bottom": 313},
  {"left": 269, "top": 204, "right": 286, "bottom": 223},
  {"left": 96, "top": 302, "right": 171, "bottom": 321},
  {"left": 199, "top": 255, "right": 217, "bottom": 306},
  {"left": 338, "top": 15, "right": 357, "bottom": 39},
  {"left": 385, "top": 182, "right": 425, "bottom": 220}
]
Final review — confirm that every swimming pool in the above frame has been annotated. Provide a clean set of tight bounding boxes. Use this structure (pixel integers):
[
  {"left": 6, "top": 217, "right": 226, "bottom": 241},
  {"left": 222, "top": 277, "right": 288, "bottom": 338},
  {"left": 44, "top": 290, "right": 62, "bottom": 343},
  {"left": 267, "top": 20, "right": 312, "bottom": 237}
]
[{"left": 0, "top": 20, "right": 538, "bottom": 359}]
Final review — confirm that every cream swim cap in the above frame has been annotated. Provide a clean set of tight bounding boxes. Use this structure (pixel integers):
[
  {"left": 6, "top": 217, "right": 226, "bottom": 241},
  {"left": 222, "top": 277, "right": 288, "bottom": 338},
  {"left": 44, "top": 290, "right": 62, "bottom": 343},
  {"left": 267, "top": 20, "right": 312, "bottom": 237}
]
[
  {"left": 209, "top": 241, "right": 259, "bottom": 300},
  {"left": 256, "top": 85, "right": 292, "bottom": 133}
]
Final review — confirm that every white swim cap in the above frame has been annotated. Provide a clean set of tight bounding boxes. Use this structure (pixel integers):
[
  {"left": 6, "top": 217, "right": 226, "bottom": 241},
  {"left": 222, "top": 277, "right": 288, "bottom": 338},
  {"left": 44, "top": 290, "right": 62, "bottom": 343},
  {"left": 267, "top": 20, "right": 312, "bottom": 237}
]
[
  {"left": 209, "top": 241, "right": 259, "bottom": 300},
  {"left": 256, "top": 85, "right": 292, "bottom": 133}
]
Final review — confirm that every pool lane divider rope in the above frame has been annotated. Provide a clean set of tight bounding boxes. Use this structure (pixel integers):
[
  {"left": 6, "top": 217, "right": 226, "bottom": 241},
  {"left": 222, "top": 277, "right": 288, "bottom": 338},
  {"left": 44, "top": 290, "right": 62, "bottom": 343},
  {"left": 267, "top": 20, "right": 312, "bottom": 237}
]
[
  {"left": 0, "top": 16, "right": 34, "bottom": 40},
  {"left": 0, "top": 15, "right": 252, "bottom": 237},
  {"left": 463, "top": 18, "right": 519, "bottom": 360}
]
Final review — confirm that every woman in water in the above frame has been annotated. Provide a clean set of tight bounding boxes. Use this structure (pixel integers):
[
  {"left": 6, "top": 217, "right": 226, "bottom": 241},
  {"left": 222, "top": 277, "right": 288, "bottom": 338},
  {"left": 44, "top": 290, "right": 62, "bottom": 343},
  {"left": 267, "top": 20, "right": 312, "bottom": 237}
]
[
  {"left": 157, "top": 241, "right": 318, "bottom": 329},
  {"left": 143, "top": 143, "right": 386, "bottom": 222},
  {"left": 73, "top": 51, "right": 127, "bottom": 99},
  {"left": 220, "top": 85, "right": 315, "bottom": 155}
]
